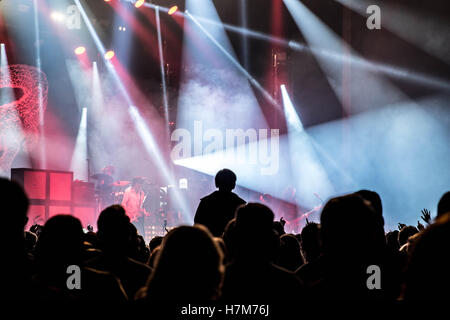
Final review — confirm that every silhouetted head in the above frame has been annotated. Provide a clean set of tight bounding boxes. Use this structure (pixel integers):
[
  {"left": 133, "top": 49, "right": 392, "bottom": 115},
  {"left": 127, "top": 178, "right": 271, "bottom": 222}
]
[
  {"left": 385, "top": 230, "right": 400, "bottom": 251},
  {"left": 0, "top": 179, "right": 29, "bottom": 296},
  {"left": 437, "top": 191, "right": 450, "bottom": 218},
  {"left": 320, "top": 194, "right": 384, "bottom": 258},
  {"left": 300, "top": 222, "right": 321, "bottom": 263},
  {"left": 149, "top": 236, "right": 163, "bottom": 252},
  {"left": 277, "top": 234, "right": 303, "bottom": 271},
  {"left": 398, "top": 226, "right": 419, "bottom": 247},
  {"left": 233, "top": 203, "right": 278, "bottom": 260},
  {"left": 403, "top": 213, "right": 450, "bottom": 299},
  {"left": 235, "top": 203, "right": 274, "bottom": 232},
  {"left": 35, "top": 215, "right": 84, "bottom": 270},
  {"left": 144, "top": 225, "right": 224, "bottom": 300},
  {"left": 354, "top": 190, "right": 386, "bottom": 251},
  {"left": 97, "top": 205, "right": 131, "bottom": 253},
  {"left": 129, "top": 222, "right": 138, "bottom": 238},
  {"left": 131, "top": 177, "right": 144, "bottom": 190},
  {"left": 273, "top": 221, "right": 286, "bottom": 236},
  {"left": 0, "top": 178, "right": 29, "bottom": 243},
  {"left": 84, "top": 231, "right": 98, "bottom": 249},
  {"left": 215, "top": 169, "right": 237, "bottom": 192},
  {"left": 355, "top": 190, "right": 383, "bottom": 218}
]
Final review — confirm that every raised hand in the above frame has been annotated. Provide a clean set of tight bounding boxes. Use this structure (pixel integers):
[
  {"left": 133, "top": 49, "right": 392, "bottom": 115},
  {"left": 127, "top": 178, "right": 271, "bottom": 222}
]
[
  {"left": 280, "top": 217, "right": 286, "bottom": 227},
  {"left": 398, "top": 223, "right": 406, "bottom": 230},
  {"left": 417, "top": 221, "right": 425, "bottom": 231},
  {"left": 420, "top": 209, "right": 432, "bottom": 224}
]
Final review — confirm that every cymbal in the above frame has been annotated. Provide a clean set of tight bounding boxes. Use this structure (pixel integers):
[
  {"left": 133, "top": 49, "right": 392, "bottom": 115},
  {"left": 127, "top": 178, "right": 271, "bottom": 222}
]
[{"left": 111, "top": 181, "right": 130, "bottom": 187}]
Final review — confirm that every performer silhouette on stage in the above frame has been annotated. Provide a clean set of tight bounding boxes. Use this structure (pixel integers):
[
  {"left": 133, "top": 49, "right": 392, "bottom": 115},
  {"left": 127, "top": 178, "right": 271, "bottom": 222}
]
[{"left": 122, "top": 177, "right": 147, "bottom": 236}]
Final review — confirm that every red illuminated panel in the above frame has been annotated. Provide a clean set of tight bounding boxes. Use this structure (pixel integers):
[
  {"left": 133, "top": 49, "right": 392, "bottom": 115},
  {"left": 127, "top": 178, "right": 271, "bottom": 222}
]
[
  {"left": 49, "top": 172, "right": 72, "bottom": 201},
  {"left": 48, "top": 206, "right": 71, "bottom": 218},
  {"left": 73, "top": 207, "right": 97, "bottom": 228},
  {"left": 23, "top": 170, "right": 46, "bottom": 200}
]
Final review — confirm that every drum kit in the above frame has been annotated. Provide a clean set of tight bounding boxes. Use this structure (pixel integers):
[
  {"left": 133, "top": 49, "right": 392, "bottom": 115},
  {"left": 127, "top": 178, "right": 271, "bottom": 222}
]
[
  {"left": 90, "top": 173, "right": 132, "bottom": 204},
  {"left": 89, "top": 173, "right": 168, "bottom": 217},
  {"left": 110, "top": 180, "right": 132, "bottom": 203}
]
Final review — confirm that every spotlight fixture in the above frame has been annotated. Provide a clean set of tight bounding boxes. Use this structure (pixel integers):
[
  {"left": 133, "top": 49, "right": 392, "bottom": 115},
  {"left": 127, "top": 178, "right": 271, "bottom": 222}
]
[
  {"left": 74, "top": 46, "right": 86, "bottom": 55},
  {"left": 104, "top": 50, "right": 115, "bottom": 60},
  {"left": 50, "top": 12, "right": 65, "bottom": 23},
  {"left": 135, "top": 0, "right": 145, "bottom": 8},
  {"left": 168, "top": 5, "right": 178, "bottom": 16}
]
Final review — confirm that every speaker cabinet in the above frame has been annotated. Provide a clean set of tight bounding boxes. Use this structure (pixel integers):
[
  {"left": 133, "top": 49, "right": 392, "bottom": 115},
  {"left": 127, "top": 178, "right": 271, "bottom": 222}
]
[{"left": 11, "top": 168, "right": 73, "bottom": 230}]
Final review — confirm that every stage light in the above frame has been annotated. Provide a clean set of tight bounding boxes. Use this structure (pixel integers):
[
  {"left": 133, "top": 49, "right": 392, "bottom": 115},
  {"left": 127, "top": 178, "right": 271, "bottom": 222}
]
[
  {"left": 179, "top": 178, "right": 188, "bottom": 189},
  {"left": 334, "top": 0, "right": 450, "bottom": 66},
  {"left": 75, "top": 0, "right": 192, "bottom": 222},
  {"left": 281, "top": 85, "right": 303, "bottom": 132},
  {"left": 0, "top": 43, "right": 6, "bottom": 67},
  {"left": 135, "top": 0, "right": 145, "bottom": 8},
  {"left": 185, "top": 11, "right": 280, "bottom": 110},
  {"left": 280, "top": 84, "right": 334, "bottom": 208},
  {"left": 129, "top": 106, "right": 193, "bottom": 221},
  {"left": 74, "top": 46, "right": 86, "bottom": 55},
  {"left": 104, "top": 0, "right": 112, "bottom": 2},
  {"left": 156, "top": 7, "right": 170, "bottom": 140},
  {"left": 50, "top": 12, "right": 65, "bottom": 23},
  {"left": 70, "top": 107, "right": 88, "bottom": 181},
  {"left": 168, "top": 5, "right": 178, "bottom": 15},
  {"left": 75, "top": 0, "right": 131, "bottom": 104},
  {"left": 104, "top": 50, "right": 115, "bottom": 60}
]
